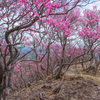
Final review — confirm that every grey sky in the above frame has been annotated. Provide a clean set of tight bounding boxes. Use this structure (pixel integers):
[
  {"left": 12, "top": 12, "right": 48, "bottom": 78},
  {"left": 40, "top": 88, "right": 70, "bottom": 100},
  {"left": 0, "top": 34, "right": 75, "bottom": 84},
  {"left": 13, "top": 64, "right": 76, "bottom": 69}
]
[{"left": 81, "top": 1, "right": 100, "bottom": 10}]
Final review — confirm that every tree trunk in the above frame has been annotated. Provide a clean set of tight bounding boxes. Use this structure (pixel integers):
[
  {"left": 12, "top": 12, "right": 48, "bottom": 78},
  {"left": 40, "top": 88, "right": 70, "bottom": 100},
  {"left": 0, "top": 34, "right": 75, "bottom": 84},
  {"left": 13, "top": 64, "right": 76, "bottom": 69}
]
[
  {"left": 56, "top": 60, "right": 63, "bottom": 79},
  {"left": 47, "top": 45, "right": 50, "bottom": 76},
  {"left": 0, "top": 93, "right": 2, "bottom": 100},
  {"left": 81, "top": 62, "right": 85, "bottom": 70},
  {"left": 0, "top": 80, "right": 6, "bottom": 100},
  {"left": 3, "top": 87, "right": 11, "bottom": 100},
  {"left": 56, "top": 42, "right": 65, "bottom": 79},
  {"left": 0, "top": 61, "right": 4, "bottom": 100}
]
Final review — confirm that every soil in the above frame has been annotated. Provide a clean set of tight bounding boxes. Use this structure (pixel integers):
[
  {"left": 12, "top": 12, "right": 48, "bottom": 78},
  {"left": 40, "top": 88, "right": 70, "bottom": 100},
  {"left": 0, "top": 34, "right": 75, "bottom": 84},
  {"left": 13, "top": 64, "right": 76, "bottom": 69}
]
[{"left": 9, "top": 73, "right": 100, "bottom": 100}]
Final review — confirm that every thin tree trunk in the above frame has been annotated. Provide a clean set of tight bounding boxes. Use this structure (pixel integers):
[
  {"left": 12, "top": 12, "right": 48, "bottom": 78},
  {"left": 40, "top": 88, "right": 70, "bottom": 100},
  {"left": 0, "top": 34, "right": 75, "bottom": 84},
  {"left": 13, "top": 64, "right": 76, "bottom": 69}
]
[
  {"left": 47, "top": 45, "right": 50, "bottom": 76},
  {"left": 56, "top": 59, "right": 63, "bottom": 79},
  {"left": 0, "top": 93, "right": 2, "bottom": 100},
  {"left": 95, "top": 60, "right": 100, "bottom": 75},
  {"left": 56, "top": 42, "right": 66, "bottom": 79}
]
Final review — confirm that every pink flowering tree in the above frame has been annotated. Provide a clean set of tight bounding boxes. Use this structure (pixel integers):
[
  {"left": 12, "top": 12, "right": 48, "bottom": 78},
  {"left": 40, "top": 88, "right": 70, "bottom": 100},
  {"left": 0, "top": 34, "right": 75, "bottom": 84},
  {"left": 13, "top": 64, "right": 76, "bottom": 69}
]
[
  {"left": 0, "top": 0, "right": 98, "bottom": 99},
  {"left": 78, "top": 7, "right": 100, "bottom": 70}
]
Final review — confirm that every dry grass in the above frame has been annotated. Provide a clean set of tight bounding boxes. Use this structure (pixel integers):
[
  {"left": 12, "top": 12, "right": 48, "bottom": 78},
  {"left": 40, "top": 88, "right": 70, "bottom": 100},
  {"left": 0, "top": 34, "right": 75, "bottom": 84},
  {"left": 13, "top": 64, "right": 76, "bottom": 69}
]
[{"left": 9, "top": 63, "right": 100, "bottom": 100}]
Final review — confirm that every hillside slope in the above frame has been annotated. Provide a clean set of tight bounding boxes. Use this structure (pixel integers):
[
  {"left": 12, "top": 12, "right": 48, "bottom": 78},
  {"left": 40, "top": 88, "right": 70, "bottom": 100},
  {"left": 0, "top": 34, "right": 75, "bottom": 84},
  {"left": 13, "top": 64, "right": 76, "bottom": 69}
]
[{"left": 9, "top": 72, "right": 100, "bottom": 100}]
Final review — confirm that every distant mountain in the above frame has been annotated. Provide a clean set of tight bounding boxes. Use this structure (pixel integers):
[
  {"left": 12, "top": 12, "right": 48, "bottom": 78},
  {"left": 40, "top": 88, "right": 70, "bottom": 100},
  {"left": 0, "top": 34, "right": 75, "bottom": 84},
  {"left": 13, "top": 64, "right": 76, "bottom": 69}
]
[
  {"left": 7, "top": 46, "right": 46, "bottom": 59},
  {"left": 17, "top": 46, "right": 31, "bottom": 53},
  {"left": 17, "top": 46, "right": 34, "bottom": 59}
]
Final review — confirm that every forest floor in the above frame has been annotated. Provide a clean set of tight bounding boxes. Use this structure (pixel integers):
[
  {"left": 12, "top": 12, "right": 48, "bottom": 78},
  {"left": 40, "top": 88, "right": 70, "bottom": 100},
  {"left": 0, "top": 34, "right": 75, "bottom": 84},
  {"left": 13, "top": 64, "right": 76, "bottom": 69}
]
[{"left": 9, "top": 65, "right": 100, "bottom": 100}]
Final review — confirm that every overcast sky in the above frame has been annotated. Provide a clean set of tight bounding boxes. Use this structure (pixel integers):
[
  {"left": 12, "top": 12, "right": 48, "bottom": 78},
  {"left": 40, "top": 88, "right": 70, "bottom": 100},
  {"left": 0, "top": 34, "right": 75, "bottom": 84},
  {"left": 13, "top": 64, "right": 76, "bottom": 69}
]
[{"left": 81, "top": 0, "right": 100, "bottom": 10}]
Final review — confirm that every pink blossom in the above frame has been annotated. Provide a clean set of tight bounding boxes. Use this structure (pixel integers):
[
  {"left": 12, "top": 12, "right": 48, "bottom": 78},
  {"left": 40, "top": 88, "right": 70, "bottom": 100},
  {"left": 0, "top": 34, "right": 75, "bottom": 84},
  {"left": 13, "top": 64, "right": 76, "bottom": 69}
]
[
  {"left": 93, "top": 6, "right": 97, "bottom": 9},
  {"left": 26, "top": 5, "right": 31, "bottom": 9},
  {"left": 65, "top": 32, "right": 69, "bottom": 37},
  {"left": 34, "top": 38, "right": 38, "bottom": 42},
  {"left": 39, "top": 17, "right": 42, "bottom": 23},
  {"left": 14, "top": 68, "right": 20, "bottom": 72},
  {"left": 19, "top": 0, "right": 26, "bottom": 3}
]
